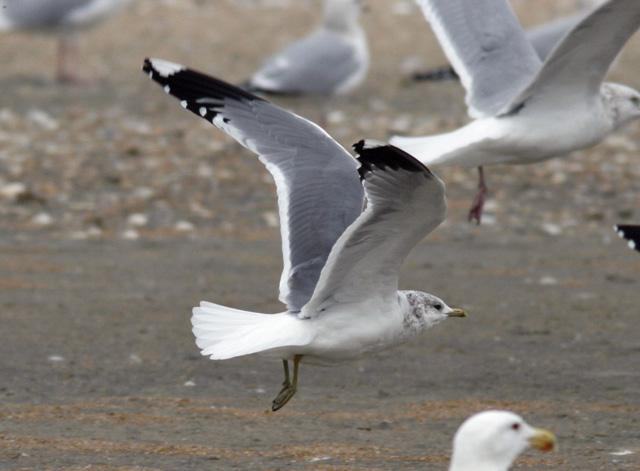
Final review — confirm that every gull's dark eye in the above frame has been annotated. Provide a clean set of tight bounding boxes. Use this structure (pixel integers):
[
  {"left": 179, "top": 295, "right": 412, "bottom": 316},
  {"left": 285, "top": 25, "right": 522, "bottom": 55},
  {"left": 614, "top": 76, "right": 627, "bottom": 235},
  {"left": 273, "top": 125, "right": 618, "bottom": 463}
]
[
  {"left": 434, "top": 303, "right": 443, "bottom": 311},
  {"left": 511, "top": 423, "right": 521, "bottom": 431},
  {"left": 631, "top": 96, "right": 640, "bottom": 106}
]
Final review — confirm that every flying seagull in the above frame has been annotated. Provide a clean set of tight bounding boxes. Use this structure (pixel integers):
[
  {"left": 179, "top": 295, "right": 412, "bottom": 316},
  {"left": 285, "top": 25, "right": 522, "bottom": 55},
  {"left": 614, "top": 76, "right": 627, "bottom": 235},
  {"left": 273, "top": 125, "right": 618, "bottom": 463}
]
[
  {"left": 0, "top": 0, "right": 131, "bottom": 83},
  {"left": 614, "top": 224, "right": 640, "bottom": 252},
  {"left": 245, "top": 0, "right": 369, "bottom": 95},
  {"left": 391, "top": 0, "right": 640, "bottom": 224},
  {"left": 143, "top": 58, "right": 466, "bottom": 411},
  {"left": 449, "top": 410, "right": 556, "bottom": 471}
]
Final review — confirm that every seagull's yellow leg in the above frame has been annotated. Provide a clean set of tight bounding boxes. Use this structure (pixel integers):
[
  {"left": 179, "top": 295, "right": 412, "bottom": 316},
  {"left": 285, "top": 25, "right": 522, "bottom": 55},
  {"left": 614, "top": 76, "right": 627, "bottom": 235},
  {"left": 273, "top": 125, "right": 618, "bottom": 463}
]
[{"left": 271, "top": 355, "right": 302, "bottom": 411}]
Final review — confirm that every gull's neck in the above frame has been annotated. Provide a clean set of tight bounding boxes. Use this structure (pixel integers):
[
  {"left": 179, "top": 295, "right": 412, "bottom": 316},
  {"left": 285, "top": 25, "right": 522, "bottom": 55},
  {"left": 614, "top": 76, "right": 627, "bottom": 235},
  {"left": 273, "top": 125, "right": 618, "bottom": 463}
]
[{"left": 322, "top": 2, "right": 361, "bottom": 35}]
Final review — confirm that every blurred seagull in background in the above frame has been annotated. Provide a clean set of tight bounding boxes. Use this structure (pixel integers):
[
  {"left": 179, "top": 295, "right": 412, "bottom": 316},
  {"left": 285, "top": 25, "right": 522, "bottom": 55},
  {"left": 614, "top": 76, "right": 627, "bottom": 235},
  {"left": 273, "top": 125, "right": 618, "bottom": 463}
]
[
  {"left": 245, "top": 0, "right": 368, "bottom": 95},
  {"left": 0, "top": 0, "right": 131, "bottom": 83},
  {"left": 614, "top": 224, "right": 640, "bottom": 252},
  {"left": 449, "top": 411, "right": 556, "bottom": 471},
  {"left": 143, "top": 58, "right": 466, "bottom": 411},
  {"left": 391, "top": 0, "right": 640, "bottom": 224}
]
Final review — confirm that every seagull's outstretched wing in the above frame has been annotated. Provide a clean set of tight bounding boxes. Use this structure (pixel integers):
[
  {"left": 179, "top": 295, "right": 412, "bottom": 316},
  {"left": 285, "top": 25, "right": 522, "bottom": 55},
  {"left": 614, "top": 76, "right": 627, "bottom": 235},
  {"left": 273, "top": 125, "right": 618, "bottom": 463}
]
[
  {"left": 143, "top": 58, "right": 364, "bottom": 313},
  {"left": 410, "top": 11, "right": 587, "bottom": 84},
  {"left": 249, "top": 30, "right": 365, "bottom": 95},
  {"left": 526, "top": 12, "right": 587, "bottom": 61},
  {"left": 614, "top": 224, "right": 640, "bottom": 252},
  {"left": 301, "top": 141, "right": 446, "bottom": 318},
  {"left": 504, "top": 0, "right": 640, "bottom": 113},
  {"left": 415, "top": 0, "right": 541, "bottom": 118}
]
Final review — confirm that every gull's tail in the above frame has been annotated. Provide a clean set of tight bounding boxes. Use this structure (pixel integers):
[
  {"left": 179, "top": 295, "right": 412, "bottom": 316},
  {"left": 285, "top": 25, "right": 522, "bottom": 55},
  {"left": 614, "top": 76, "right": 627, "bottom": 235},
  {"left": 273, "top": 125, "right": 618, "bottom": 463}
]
[{"left": 191, "top": 302, "right": 311, "bottom": 360}]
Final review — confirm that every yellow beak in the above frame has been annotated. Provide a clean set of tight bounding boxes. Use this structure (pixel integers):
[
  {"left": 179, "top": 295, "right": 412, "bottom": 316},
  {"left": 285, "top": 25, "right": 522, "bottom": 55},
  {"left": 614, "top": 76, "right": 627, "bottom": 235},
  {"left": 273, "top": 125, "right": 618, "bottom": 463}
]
[
  {"left": 447, "top": 308, "right": 467, "bottom": 318},
  {"left": 528, "top": 428, "right": 556, "bottom": 452}
]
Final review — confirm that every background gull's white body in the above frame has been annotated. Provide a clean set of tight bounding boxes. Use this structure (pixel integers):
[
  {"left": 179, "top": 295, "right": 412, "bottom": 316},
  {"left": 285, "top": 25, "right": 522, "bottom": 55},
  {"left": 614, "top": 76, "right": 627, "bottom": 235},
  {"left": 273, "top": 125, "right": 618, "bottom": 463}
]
[{"left": 399, "top": 90, "right": 615, "bottom": 168}]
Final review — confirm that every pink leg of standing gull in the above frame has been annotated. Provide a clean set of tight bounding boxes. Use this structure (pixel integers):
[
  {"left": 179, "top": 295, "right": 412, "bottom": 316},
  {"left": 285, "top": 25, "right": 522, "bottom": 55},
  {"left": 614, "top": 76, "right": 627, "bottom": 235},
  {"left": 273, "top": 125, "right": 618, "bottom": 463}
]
[
  {"left": 468, "top": 166, "right": 488, "bottom": 225},
  {"left": 56, "top": 34, "right": 82, "bottom": 84}
]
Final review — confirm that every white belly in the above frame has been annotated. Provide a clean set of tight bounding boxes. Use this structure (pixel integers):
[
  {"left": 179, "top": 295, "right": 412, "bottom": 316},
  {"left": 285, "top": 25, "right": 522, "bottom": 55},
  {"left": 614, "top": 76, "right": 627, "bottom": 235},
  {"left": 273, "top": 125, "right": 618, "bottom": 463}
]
[{"left": 275, "top": 300, "right": 405, "bottom": 365}]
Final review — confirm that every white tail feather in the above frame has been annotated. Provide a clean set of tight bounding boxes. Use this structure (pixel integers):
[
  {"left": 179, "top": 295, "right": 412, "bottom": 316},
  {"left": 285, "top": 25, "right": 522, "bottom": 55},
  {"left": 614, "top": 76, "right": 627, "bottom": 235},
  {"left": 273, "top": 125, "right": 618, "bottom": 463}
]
[{"left": 191, "top": 301, "right": 311, "bottom": 360}]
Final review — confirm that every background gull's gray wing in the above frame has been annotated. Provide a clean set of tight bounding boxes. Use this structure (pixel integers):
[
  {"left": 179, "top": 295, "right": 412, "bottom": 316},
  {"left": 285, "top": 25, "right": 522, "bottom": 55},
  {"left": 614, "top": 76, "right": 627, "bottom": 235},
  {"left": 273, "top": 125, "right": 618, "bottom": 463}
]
[
  {"left": 301, "top": 142, "right": 446, "bottom": 318},
  {"left": 143, "top": 59, "right": 364, "bottom": 313},
  {"left": 410, "top": 11, "right": 585, "bottom": 83},
  {"left": 504, "top": 0, "right": 640, "bottom": 113},
  {"left": 248, "top": 30, "right": 363, "bottom": 95},
  {"left": 526, "top": 12, "right": 587, "bottom": 60},
  {"left": 0, "top": 0, "right": 127, "bottom": 30},
  {"left": 415, "top": 0, "right": 541, "bottom": 118}
]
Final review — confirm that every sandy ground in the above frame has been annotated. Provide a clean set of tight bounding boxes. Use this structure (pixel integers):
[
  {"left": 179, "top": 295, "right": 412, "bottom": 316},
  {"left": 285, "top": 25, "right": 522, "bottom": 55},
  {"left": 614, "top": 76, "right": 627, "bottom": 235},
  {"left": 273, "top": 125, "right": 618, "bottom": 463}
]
[{"left": 0, "top": 0, "right": 639, "bottom": 469}]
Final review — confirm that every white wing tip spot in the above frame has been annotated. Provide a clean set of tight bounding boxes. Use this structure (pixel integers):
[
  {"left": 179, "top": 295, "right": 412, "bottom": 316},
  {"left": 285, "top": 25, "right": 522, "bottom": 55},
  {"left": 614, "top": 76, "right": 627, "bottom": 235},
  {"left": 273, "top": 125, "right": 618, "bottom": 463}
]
[
  {"left": 629, "top": 240, "right": 636, "bottom": 250},
  {"left": 199, "top": 107, "right": 207, "bottom": 117},
  {"left": 148, "top": 58, "right": 185, "bottom": 78},
  {"left": 180, "top": 100, "right": 188, "bottom": 109},
  {"left": 164, "top": 85, "right": 170, "bottom": 94},
  {"left": 361, "top": 139, "right": 387, "bottom": 150}
]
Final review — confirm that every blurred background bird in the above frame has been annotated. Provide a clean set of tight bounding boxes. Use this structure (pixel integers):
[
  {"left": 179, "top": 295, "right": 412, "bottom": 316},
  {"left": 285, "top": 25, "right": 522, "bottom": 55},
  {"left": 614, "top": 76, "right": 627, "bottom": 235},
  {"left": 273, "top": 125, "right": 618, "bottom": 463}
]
[
  {"left": 245, "top": 0, "right": 369, "bottom": 95},
  {"left": 0, "top": 0, "right": 132, "bottom": 83}
]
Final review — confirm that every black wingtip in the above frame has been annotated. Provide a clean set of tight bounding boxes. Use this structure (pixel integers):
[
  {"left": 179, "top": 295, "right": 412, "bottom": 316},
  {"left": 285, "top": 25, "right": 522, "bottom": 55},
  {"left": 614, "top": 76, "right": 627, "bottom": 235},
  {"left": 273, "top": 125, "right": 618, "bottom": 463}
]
[
  {"left": 142, "top": 57, "right": 267, "bottom": 124},
  {"left": 614, "top": 224, "right": 640, "bottom": 252},
  {"left": 353, "top": 140, "right": 433, "bottom": 180},
  {"left": 142, "top": 58, "right": 153, "bottom": 76}
]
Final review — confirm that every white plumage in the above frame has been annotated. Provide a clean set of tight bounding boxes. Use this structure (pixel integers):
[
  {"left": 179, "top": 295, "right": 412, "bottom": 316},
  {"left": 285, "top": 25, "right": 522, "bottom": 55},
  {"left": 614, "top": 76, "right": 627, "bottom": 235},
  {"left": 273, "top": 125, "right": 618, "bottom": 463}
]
[{"left": 450, "top": 411, "right": 556, "bottom": 471}]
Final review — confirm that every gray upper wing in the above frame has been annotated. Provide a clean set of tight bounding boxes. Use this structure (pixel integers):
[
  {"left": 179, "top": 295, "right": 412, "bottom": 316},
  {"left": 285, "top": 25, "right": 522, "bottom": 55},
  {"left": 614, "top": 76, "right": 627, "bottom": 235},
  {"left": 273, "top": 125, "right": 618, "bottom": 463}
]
[
  {"left": 143, "top": 59, "right": 364, "bottom": 313},
  {"left": 415, "top": 0, "right": 541, "bottom": 118},
  {"left": 504, "top": 0, "right": 640, "bottom": 112},
  {"left": 249, "top": 30, "right": 361, "bottom": 95},
  {"left": 527, "top": 12, "right": 587, "bottom": 60},
  {"left": 301, "top": 142, "right": 446, "bottom": 318}
]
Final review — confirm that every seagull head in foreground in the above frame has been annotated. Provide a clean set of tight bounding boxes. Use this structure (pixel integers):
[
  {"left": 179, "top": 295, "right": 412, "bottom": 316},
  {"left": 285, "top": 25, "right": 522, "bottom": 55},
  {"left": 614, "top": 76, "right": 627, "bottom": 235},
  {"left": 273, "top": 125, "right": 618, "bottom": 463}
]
[
  {"left": 143, "top": 58, "right": 466, "bottom": 411},
  {"left": 450, "top": 411, "right": 556, "bottom": 471}
]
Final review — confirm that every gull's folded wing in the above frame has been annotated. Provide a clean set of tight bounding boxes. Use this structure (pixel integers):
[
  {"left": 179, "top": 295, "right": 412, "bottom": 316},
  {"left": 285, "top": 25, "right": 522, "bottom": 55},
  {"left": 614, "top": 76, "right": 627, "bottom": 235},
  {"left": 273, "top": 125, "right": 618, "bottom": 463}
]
[
  {"left": 144, "top": 58, "right": 364, "bottom": 312},
  {"left": 301, "top": 141, "right": 446, "bottom": 317}
]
